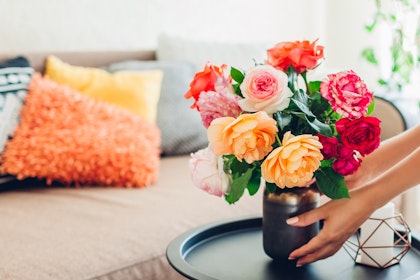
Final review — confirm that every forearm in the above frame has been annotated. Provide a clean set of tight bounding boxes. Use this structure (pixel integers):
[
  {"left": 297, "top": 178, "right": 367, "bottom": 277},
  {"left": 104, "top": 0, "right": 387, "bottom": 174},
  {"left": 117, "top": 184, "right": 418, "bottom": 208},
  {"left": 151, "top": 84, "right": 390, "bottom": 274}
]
[
  {"left": 359, "top": 124, "right": 420, "bottom": 182},
  {"left": 359, "top": 146, "right": 420, "bottom": 211}
]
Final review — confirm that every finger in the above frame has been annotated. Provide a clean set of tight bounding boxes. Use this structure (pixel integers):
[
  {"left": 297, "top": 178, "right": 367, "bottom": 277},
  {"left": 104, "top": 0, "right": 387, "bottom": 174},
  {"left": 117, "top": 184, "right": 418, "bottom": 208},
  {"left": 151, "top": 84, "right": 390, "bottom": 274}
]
[
  {"left": 286, "top": 207, "right": 325, "bottom": 227},
  {"left": 295, "top": 242, "right": 343, "bottom": 267},
  {"left": 288, "top": 234, "right": 324, "bottom": 259}
]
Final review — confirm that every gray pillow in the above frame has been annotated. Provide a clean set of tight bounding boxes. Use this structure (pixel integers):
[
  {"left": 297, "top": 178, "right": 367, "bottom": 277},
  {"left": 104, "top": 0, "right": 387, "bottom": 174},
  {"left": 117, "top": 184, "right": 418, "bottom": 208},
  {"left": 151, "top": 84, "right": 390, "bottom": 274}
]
[{"left": 104, "top": 60, "right": 208, "bottom": 156}]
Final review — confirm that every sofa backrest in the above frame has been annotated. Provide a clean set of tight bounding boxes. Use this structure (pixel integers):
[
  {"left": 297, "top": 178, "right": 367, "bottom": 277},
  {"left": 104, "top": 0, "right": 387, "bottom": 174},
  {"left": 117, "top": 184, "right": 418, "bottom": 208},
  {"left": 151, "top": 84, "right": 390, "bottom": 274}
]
[{"left": 0, "top": 50, "right": 156, "bottom": 72}]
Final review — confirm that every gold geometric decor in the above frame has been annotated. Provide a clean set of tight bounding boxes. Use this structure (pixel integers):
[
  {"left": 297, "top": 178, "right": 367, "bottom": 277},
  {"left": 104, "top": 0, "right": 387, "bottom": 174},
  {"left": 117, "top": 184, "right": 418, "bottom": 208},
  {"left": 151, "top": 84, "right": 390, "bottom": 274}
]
[{"left": 343, "top": 206, "right": 412, "bottom": 269}]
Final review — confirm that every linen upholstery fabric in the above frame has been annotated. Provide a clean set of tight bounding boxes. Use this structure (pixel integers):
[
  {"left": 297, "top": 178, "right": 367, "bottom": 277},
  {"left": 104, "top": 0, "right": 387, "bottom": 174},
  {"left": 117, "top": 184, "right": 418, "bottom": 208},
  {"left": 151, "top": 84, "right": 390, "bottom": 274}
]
[
  {"left": 45, "top": 55, "right": 163, "bottom": 123},
  {"left": 104, "top": 60, "right": 208, "bottom": 156},
  {"left": 157, "top": 33, "right": 270, "bottom": 71},
  {"left": 0, "top": 156, "right": 262, "bottom": 280},
  {"left": 0, "top": 56, "right": 33, "bottom": 153},
  {"left": 0, "top": 74, "right": 161, "bottom": 188}
]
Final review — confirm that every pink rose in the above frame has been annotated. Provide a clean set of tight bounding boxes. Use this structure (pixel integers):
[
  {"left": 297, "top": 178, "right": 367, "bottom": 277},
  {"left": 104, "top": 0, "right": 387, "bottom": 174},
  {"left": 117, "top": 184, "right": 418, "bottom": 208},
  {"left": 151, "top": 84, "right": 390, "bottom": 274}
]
[
  {"left": 239, "top": 65, "right": 293, "bottom": 115},
  {"left": 320, "top": 70, "right": 373, "bottom": 119},
  {"left": 189, "top": 147, "right": 230, "bottom": 197},
  {"left": 317, "top": 134, "right": 339, "bottom": 160},
  {"left": 336, "top": 116, "right": 381, "bottom": 156},
  {"left": 333, "top": 146, "right": 361, "bottom": 176},
  {"left": 197, "top": 90, "right": 242, "bottom": 128}
]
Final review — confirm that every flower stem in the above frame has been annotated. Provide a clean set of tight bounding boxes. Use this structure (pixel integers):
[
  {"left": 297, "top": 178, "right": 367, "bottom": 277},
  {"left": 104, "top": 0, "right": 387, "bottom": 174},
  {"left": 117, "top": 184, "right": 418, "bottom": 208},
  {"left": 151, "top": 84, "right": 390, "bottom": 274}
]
[{"left": 276, "top": 133, "right": 282, "bottom": 146}]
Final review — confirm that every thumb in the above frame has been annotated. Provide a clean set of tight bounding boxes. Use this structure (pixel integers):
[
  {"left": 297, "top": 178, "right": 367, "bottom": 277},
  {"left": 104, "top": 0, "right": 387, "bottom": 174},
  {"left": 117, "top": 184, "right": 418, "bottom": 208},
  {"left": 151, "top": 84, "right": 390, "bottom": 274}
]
[{"left": 286, "top": 208, "right": 324, "bottom": 227}]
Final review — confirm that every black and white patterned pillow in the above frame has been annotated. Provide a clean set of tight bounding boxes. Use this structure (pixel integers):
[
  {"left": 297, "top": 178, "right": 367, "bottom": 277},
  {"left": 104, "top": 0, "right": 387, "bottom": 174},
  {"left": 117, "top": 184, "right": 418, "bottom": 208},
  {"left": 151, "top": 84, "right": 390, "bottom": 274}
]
[{"left": 0, "top": 56, "right": 33, "bottom": 153}]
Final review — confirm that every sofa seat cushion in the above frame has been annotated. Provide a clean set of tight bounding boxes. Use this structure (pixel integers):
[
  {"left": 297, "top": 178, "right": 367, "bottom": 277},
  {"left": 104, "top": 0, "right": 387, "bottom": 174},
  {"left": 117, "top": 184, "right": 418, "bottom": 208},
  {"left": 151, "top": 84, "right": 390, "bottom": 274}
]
[{"left": 0, "top": 156, "right": 262, "bottom": 280}]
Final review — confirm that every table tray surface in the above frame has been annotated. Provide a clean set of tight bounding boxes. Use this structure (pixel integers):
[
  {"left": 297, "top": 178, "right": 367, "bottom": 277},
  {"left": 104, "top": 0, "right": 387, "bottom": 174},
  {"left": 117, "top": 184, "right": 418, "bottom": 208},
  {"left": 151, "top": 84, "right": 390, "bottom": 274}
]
[{"left": 167, "top": 216, "right": 420, "bottom": 280}]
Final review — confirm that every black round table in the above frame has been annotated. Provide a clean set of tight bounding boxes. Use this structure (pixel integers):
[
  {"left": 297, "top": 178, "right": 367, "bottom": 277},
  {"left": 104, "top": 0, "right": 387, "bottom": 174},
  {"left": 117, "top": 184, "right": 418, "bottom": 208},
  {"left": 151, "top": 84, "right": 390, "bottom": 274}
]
[{"left": 166, "top": 215, "right": 420, "bottom": 280}]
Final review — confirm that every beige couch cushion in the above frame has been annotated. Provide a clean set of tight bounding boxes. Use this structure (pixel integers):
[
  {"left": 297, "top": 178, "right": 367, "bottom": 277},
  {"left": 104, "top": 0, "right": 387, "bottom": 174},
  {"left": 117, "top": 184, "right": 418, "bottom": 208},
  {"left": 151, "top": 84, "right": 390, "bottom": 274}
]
[{"left": 0, "top": 156, "right": 262, "bottom": 280}]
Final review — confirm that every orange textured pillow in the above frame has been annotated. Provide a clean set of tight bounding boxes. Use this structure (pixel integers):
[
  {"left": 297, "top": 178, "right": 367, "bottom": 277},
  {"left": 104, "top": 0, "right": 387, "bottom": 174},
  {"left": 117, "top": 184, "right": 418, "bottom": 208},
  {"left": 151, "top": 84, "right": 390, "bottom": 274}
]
[{"left": 0, "top": 73, "right": 161, "bottom": 188}]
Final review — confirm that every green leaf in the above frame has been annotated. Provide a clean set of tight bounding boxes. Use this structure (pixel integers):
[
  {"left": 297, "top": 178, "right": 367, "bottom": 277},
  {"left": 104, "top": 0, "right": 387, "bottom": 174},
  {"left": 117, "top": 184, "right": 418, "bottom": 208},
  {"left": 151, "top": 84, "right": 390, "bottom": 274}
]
[
  {"left": 232, "top": 84, "right": 242, "bottom": 97},
  {"left": 291, "top": 98, "right": 313, "bottom": 117},
  {"left": 315, "top": 167, "right": 349, "bottom": 200},
  {"left": 230, "top": 67, "right": 244, "bottom": 84},
  {"left": 265, "top": 182, "right": 277, "bottom": 193},
  {"left": 361, "top": 48, "right": 378, "bottom": 65},
  {"left": 274, "top": 112, "right": 292, "bottom": 131},
  {"left": 247, "top": 169, "right": 261, "bottom": 196},
  {"left": 309, "top": 92, "right": 332, "bottom": 119},
  {"left": 292, "top": 97, "right": 333, "bottom": 136},
  {"left": 225, "top": 167, "right": 254, "bottom": 204},
  {"left": 293, "top": 90, "right": 309, "bottom": 105},
  {"left": 367, "top": 98, "right": 375, "bottom": 116},
  {"left": 320, "top": 159, "right": 333, "bottom": 168},
  {"left": 305, "top": 115, "right": 333, "bottom": 137},
  {"left": 308, "top": 81, "right": 321, "bottom": 94}
]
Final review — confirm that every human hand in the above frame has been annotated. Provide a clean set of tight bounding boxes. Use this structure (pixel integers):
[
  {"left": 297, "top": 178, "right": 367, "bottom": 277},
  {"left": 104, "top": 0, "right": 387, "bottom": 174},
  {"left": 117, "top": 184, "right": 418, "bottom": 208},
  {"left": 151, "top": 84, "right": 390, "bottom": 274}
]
[{"left": 286, "top": 189, "right": 375, "bottom": 266}]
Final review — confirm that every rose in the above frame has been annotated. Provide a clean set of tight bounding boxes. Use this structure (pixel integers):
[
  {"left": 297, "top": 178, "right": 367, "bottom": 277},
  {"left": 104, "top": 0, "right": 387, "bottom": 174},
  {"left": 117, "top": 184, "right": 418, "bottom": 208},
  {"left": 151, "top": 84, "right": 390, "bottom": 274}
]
[
  {"left": 320, "top": 70, "right": 373, "bottom": 119},
  {"left": 261, "top": 132, "right": 323, "bottom": 188},
  {"left": 266, "top": 39, "right": 324, "bottom": 74},
  {"left": 196, "top": 90, "right": 242, "bottom": 128},
  {"left": 333, "top": 145, "right": 361, "bottom": 176},
  {"left": 189, "top": 146, "right": 230, "bottom": 197},
  {"left": 317, "top": 134, "right": 339, "bottom": 160},
  {"left": 207, "top": 111, "right": 278, "bottom": 164},
  {"left": 336, "top": 116, "right": 381, "bottom": 156},
  {"left": 238, "top": 65, "right": 293, "bottom": 114},
  {"left": 184, "top": 63, "right": 227, "bottom": 110}
]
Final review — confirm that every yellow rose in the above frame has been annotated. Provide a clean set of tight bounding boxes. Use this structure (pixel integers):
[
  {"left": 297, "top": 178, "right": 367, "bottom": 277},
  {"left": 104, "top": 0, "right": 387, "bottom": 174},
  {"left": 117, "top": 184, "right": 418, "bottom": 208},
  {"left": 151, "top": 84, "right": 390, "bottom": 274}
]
[
  {"left": 261, "top": 132, "right": 323, "bottom": 188},
  {"left": 207, "top": 111, "right": 278, "bottom": 164}
]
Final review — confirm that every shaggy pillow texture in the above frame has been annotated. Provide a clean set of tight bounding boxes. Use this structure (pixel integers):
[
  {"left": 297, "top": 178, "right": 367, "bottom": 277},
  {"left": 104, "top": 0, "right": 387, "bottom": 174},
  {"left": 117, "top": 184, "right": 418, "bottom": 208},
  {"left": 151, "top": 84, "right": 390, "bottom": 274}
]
[
  {"left": 0, "top": 74, "right": 161, "bottom": 188},
  {"left": 45, "top": 55, "right": 163, "bottom": 123}
]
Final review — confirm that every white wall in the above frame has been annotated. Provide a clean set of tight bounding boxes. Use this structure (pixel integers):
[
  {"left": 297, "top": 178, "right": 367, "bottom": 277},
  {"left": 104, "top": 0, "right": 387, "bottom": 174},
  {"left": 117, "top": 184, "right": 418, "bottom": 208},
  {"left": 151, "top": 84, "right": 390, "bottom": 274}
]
[{"left": 0, "top": 0, "right": 376, "bottom": 83}]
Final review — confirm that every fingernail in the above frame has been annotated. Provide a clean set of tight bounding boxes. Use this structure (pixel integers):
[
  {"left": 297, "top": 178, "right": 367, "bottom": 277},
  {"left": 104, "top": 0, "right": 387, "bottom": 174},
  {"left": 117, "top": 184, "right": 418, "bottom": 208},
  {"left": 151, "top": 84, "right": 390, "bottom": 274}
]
[
  {"left": 288, "top": 256, "right": 296, "bottom": 260},
  {"left": 286, "top": 216, "right": 299, "bottom": 225},
  {"left": 296, "top": 262, "right": 303, "bottom": 267}
]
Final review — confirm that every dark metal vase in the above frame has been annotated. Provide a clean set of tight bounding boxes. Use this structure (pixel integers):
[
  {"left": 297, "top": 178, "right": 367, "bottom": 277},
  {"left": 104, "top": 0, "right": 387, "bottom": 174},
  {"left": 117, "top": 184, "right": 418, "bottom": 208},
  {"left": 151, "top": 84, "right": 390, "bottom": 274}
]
[{"left": 263, "top": 185, "right": 320, "bottom": 262}]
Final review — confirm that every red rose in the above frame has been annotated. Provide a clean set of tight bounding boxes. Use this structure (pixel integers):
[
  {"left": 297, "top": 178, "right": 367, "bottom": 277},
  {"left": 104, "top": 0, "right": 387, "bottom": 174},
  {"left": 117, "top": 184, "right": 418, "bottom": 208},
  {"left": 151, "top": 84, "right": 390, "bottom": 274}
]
[
  {"left": 317, "top": 134, "right": 339, "bottom": 160},
  {"left": 333, "top": 146, "right": 361, "bottom": 176},
  {"left": 336, "top": 116, "right": 381, "bottom": 156},
  {"left": 266, "top": 39, "right": 324, "bottom": 74},
  {"left": 185, "top": 63, "right": 224, "bottom": 110}
]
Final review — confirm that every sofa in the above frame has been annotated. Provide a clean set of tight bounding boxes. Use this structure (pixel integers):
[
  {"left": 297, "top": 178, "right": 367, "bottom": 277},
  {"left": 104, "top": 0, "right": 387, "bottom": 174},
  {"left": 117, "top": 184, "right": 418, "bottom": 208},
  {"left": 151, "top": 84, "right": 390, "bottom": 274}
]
[
  {"left": 0, "top": 49, "right": 265, "bottom": 280},
  {"left": 1, "top": 35, "right": 419, "bottom": 280}
]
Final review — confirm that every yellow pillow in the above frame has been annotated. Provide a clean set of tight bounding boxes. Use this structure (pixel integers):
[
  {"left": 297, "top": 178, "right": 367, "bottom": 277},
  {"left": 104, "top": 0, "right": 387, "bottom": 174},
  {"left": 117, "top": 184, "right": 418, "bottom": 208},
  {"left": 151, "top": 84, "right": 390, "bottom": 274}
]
[{"left": 45, "top": 55, "right": 163, "bottom": 123}]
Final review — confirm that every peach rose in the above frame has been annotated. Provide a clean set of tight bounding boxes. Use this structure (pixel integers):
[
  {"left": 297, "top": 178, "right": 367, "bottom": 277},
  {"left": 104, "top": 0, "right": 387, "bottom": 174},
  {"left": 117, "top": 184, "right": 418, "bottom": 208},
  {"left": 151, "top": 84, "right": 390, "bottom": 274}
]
[
  {"left": 266, "top": 39, "right": 324, "bottom": 74},
  {"left": 207, "top": 111, "right": 278, "bottom": 164},
  {"left": 261, "top": 132, "right": 323, "bottom": 188},
  {"left": 239, "top": 65, "right": 293, "bottom": 115}
]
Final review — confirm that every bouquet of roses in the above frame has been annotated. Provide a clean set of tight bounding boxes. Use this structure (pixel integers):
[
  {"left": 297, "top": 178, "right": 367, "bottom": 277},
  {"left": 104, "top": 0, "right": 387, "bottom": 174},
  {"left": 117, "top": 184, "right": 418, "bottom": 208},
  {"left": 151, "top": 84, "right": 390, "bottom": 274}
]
[{"left": 185, "top": 39, "right": 381, "bottom": 204}]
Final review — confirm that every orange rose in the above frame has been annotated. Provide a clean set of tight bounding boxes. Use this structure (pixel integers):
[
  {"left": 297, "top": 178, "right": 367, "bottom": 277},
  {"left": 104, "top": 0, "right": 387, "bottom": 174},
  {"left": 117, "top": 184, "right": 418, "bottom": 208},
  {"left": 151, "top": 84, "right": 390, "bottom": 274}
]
[
  {"left": 261, "top": 132, "right": 323, "bottom": 188},
  {"left": 184, "top": 63, "right": 225, "bottom": 109},
  {"left": 207, "top": 111, "right": 278, "bottom": 164},
  {"left": 266, "top": 39, "right": 324, "bottom": 74}
]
